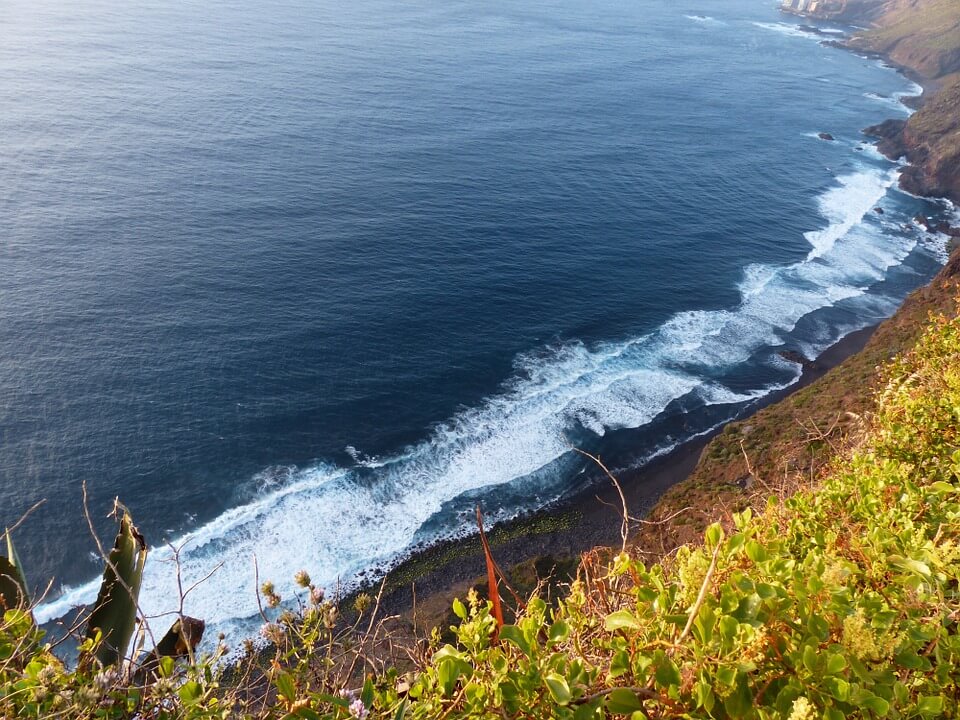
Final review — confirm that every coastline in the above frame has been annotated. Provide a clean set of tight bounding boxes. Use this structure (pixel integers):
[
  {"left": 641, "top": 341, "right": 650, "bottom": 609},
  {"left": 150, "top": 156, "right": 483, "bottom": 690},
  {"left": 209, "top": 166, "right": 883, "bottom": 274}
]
[
  {"left": 375, "top": 9, "right": 960, "bottom": 624},
  {"left": 376, "top": 324, "right": 878, "bottom": 624}
]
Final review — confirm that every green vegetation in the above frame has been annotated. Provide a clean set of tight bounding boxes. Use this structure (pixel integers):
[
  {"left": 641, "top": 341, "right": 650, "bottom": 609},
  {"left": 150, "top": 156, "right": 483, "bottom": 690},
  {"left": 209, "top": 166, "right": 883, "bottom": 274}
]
[{"left": 3, "top": 292, "right": 960, "bottom": 717}]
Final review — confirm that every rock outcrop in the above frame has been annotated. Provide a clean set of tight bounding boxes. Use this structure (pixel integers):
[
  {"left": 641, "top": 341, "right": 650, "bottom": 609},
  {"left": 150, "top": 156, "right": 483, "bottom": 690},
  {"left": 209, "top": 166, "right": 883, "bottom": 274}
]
[{"left": 820, "top": 0, "right": 960, "bottom": 203}]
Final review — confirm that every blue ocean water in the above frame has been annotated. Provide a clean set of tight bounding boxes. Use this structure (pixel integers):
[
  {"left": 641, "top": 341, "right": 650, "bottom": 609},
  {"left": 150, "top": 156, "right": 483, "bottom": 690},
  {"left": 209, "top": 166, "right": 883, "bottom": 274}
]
[{"left": 0, "top": 0, "right": 952, "bottom": 635}]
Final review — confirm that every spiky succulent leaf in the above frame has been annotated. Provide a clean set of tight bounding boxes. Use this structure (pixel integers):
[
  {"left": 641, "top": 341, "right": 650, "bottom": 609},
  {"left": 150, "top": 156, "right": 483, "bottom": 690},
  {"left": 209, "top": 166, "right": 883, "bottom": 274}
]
[
  {"left": 84, "top": 512, "right": 147, "bottom": 667},
  {"left": 0, "top": 530, "right": 30, "bottom": 609},
  {"left": 0, "top": 558, "right": 27, "bottom": 610}
]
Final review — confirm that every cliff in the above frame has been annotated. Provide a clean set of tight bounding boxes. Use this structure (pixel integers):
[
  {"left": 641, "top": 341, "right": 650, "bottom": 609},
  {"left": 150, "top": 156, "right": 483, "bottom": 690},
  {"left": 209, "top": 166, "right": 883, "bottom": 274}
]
[{"left": 781, "top": 0, "right": 960, "bottom": 203}]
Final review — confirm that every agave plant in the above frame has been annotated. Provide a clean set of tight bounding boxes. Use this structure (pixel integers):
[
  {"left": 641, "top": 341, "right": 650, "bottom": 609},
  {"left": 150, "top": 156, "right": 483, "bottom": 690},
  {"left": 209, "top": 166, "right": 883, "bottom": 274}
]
[
  {"left": 83, "top": 509, "right": 148, "bottom": 668},
  {"left": 0, "top": 528, "right": 30, "bottom": 611}
]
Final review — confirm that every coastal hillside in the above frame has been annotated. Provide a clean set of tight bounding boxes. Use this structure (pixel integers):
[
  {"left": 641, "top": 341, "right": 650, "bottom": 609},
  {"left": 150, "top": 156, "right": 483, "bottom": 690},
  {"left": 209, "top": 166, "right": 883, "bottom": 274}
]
[
  {"left": 786, "top": 0, "right": 960, "bottom": 202},
  {"left": 851, "top": 0, "right": 960, "bottom": 202},
  {"left": 847, "top": 0, "right": 960, "bottom": 80},
  {"left": 635, "top": 242, "right": 960, "bottom": 556}
]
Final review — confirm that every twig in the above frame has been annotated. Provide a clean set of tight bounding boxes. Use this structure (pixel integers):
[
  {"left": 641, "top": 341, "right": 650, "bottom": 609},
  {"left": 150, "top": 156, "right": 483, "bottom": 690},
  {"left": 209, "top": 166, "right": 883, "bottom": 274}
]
[
  {"left": 5, "top": 499, "right": 46, "bottom": 537},
  {"left": 739, "top": 440, "right": 775, "bottom": 496},
  {"left": 574, "top": 449, "right": 629, "bottom": 554},
  {"left": 637, "top": 506, "right": 694, "bottom": 526},
  {"left": 343, "top": 577, "right": 388, "bottom": 683},
  {"left": 577, "top": 685, "right": 660, "bottom": 704},
  {"left": 676, "top": 544, "right": 720, "bottom": 644},
  {"left": 252, "top": 556, "right": 269, "bottom": 623}
]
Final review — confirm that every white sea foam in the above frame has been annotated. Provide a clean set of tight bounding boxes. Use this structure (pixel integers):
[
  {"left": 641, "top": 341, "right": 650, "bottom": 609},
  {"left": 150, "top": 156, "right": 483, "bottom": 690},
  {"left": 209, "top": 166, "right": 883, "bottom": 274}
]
[
  {"left": 804, "top": 168, "right": 897, "bottom": 259},
  {"left": 751, "top": 21, "right": 820, "bottom": 40},
  {"left": 684, "top": 14, "right": 724, "bottom": 25},
  {"left": 863, "top": 89, "right": 920, "bottom": 115},
  {"left": 36, "top": 162, "right": 924, "bottom": 641},
  {"left": 919, "top": 232, "right": 951, "bottom": 263}
]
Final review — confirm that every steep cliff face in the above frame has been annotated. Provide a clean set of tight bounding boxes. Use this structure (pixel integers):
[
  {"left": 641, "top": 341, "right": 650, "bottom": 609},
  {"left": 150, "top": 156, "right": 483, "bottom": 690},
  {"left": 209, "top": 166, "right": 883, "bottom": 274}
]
[
  {"left": 847, "top": 0, "right": 960, "bottom": 80},
  {"left": 897, "top": 76, "right": 960, "bottom": 201},
  {"left": 846, "top": 0, "right": 960, "bottom": 203}
]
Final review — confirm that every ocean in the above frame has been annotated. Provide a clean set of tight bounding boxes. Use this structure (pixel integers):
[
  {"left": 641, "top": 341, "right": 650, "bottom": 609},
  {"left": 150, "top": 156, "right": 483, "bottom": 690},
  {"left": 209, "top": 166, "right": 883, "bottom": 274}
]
[{"left": 0, "top": 0, "right": 952, "bottom": 640}]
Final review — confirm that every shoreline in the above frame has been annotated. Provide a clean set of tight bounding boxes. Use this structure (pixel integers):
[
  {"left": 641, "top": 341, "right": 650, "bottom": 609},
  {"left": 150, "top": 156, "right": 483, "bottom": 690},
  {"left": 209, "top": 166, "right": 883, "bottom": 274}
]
[
  {"left": 376, "top": 324, "right": 878, "bottom": 622},
  {"left": 359, "top": 11, "right": 960, "bottom": 627}
]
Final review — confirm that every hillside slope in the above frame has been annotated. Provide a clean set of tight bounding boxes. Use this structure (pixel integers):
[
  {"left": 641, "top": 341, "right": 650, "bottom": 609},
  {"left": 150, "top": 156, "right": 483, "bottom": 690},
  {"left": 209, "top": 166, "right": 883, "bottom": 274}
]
[
  {"left": 787, "top": 0, "right": 960, "bottom": 202},
  {"left": 636, "top": 247, "right": 960, "bottom": 556}
]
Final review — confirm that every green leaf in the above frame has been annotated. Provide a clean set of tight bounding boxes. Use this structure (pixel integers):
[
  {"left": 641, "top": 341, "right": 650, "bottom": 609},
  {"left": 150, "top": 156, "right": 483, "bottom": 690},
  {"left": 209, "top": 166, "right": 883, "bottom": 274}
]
[
  {"left": 313, "top": 693, "right": 350, "bottom": 709},
  {"left": 275, "top": 672, "right": 296, "bottom": 702},
  {"left": 609, "top": 650, "right": 630, "bottom": 679},
  {"left": 802, "top": 645, "right": 819, "bottom": 673},
  {"left": 574, "top": 699, "right": 603, "bottom": 720},
  {"left": 745, "top": 540, "right": 767, "bottom": 563},
  {"left": 715, "top": 665, "right": 736, "bottom": 688},
  {"left": 605, "top": 610, "right": 641, "bottom": 632},
  {"left": 544, "top": 673, "right": 571, "bottom": 705},
  {"left": 605, "top": 688, "right": 645, "bottom": 714},
  {"left": 549, "top": 619, "right": 570, "bottom": 644},
  {"left": 294, "top": 709, "right": 322, "bottom": 720},
  {"left": 705, "top": 523, "right": 723, "bottom": 548},
  {"left": 722, "top": 675, "right": 753, "bottom": 717},
  {"left": 858, "top": 694, "right": 890, "bottom": 716},
  {"left": 824, "top": 677, "right": 849, "bottom": 701},
  {"left": 498, "top": 625, "right": 531, "bottom": 657},
  {"left": 848, "top": 655, "right": 872, "bottom": 683},
  {"left": 916, "top": 696, "right": 943, "bottom": 717},
  {"left": 361, "top": 677, "right": 374, "bottom": 707},
  {"left": 894, "top": 650, "right": 931, "bottom": 671},
  {"left": 719, "top": 615, "right": 738, "bottom": 642},
  {"left": 755, "top": 582, "right": 778, "bottom": 600},
  {"left": 393, "top": 700, "right": 408, "bottom": 720},
  {"left": 891, "top": 556, "right": 931, "bottom": 578},
  {"left": 437, "top": 658, "right": 461, "bottom": 697},
  {"left": 694, "top": 680, "right": 715, "bottom": 712},
  {"left": 178, "top": 680, "right": 202, "bottom": 705},
  {"left": 452, "top": 598, "right": 467, "bottom": 620},
  {"left": 826, "top": 653, "right": 847, "bottom": 675},
  {"left": 1, "top": 530, "right": 29, "bottom": 609},
  {"left": 653, "top": 656, "right": 681, "bottom": 689}
]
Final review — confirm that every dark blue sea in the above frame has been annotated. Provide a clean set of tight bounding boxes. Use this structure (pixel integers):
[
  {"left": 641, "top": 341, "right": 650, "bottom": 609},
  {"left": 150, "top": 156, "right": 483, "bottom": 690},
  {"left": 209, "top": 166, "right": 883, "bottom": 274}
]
[{"left": 1, "top": 0, "right": 953, "bottom": 637}]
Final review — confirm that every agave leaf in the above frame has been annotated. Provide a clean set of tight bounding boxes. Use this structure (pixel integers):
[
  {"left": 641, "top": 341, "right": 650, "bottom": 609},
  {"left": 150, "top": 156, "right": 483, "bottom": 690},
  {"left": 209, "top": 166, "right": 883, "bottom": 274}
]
[
  {"left": 0, "top": 558, "right": 27, "bottom": 611},
  {"left": 84, "top": 512, "right": 148, "bottom": 667},
  {"left": 475, "top": 507, "right": 504, "bottom": 635},
  {"left": 0, "top": 529, "right": 30, "bottom": 609}
]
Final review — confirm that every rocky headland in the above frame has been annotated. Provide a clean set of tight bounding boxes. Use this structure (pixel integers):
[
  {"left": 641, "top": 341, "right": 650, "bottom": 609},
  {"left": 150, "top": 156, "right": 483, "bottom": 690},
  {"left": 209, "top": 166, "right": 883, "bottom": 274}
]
[{"left": 790, "top": 0, "right": 960, "bottom": 204}]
